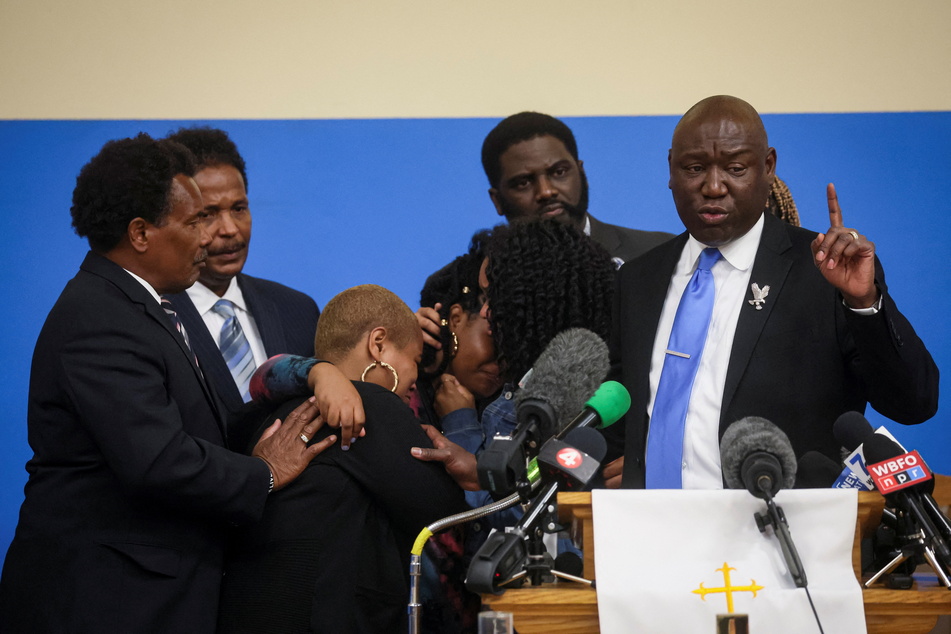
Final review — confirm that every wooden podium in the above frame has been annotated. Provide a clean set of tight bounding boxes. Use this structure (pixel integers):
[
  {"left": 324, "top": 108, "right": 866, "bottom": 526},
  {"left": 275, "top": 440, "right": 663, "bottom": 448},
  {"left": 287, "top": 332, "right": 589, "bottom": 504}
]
[{"left": 482, "top": 491, "right": 951, "bottom": 634}]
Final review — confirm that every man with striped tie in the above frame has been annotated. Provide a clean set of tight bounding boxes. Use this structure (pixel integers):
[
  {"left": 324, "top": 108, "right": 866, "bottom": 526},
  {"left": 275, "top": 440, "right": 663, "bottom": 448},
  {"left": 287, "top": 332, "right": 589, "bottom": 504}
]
[
  {"left": 164, "top": 128, "right": 320, "bottom": 452},
  {"left": 0, "top": 134, "right": 333, "bottom": 633}
]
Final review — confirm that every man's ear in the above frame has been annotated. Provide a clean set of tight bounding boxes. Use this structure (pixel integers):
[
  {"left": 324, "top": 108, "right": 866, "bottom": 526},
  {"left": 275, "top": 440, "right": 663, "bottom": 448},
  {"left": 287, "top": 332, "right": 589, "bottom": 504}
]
[
  {"left": 127, "top": 218, "right": 149, "bottom": 254},
  {"left": 667, "top": 149, "right": 673, "bottom": 190},
  {"left": 765, "top": 146, "right": 777, "bottom": 179},
  {"left": 488, "top": 188, "right": 505, "bottom": 218}
]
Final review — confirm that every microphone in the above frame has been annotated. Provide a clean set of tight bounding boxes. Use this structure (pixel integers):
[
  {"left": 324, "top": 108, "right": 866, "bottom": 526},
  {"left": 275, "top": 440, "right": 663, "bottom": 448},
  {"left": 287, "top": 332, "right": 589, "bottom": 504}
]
[
  {"left": 720, "top": 417, "right": 797, "bottom": 499},
  {"left": 478, "top": 328, "right": 608, "bottom": 495},
  {"left": 795, "top": 452, "right": 843, "bottom": 489},
  {"left": 721, "top": 416, "right": 808, "bottom": 590},
  {"left": 795, "top": 451, "right": 874, "bottom": 491},
  {"left": 538, "top": 426, "right": 608, "bottom": 491},
  {"left": 863, "top": 434, "right": 951, "bottom": 567},
  {"left": 832, "top": 411, "right": 906, "bottom": 490},
  {"left": 553, "top": 380, "right": 631, "bottom": 440},
  {"left": 833, "top": 411, "right": 875, "bottom": 452},
  {"left": 514, "top": 328, "right": 609, "bottom": 439}
]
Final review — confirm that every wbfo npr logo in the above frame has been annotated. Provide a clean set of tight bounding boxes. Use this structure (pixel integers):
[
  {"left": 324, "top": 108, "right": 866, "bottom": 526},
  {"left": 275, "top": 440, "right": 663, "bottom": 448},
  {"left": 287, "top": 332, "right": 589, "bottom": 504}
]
[{"left": 867, "top": 450, "right": 931, "bottom": 494}]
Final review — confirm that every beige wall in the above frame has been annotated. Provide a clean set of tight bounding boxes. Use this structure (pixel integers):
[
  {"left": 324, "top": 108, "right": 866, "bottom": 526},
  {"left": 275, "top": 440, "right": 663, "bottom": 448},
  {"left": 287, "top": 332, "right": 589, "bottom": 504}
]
[{"left": 1, "top": 0, "right": 949, "bottom": 119}]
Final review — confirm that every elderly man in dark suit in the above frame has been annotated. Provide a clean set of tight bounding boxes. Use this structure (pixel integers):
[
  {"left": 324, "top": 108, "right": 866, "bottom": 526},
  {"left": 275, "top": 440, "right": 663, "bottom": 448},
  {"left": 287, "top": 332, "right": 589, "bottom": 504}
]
[
  {"left": 603, "top": 95, "right": 938, "bottom": 489},
  {"left": 481, "top": 111, "right": 673, "bottom": 267},
  {"left": 163, "top": 128, "right": 319, "bottom": 452},
  {"left": 0, "top": 134, "right": 334, "bottom": 632}
]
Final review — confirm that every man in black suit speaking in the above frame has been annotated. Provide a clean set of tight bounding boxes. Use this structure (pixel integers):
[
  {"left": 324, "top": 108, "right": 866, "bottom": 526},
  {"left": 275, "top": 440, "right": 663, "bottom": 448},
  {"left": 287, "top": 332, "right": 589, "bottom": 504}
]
[
  {"left": 164, "top": 128, "right": 319, "bottom": 451},
  {"left": 0, "top": 134, "right": 334, "bottom": 632},
  {"left": 603, "top": 95, "right": 938, "bottom": 489}
]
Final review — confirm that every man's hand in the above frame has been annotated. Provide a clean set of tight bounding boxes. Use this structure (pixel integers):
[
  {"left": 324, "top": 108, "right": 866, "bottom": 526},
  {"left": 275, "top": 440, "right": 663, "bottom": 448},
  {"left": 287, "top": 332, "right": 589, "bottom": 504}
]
[
  {"left": 602, "top": 456, "right": 624, "bottom": 489},
  {"left": 307, "top": 362, "right": 365, "bottom": 450},
  {"left": 252, "top": 397, "right": 336, "bottom": 491},
  {"left": 434, "top": 374, "right": 476, "bottom": 418},
  {"left": 411, "top": 424, "right": 480, "bottom": 491},
  {"left": 811, "top": 183, "right": 878, "bottom": 308}
]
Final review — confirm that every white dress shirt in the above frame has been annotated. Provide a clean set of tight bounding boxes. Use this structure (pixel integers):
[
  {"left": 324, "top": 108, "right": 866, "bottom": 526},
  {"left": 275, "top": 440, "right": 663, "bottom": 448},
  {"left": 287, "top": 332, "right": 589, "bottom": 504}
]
[
  {"left": 186, "top": 278, "right": 268, "bottom": 369},
  {"left": 646, "top": 214, "right": 765, "bottom": 489}
]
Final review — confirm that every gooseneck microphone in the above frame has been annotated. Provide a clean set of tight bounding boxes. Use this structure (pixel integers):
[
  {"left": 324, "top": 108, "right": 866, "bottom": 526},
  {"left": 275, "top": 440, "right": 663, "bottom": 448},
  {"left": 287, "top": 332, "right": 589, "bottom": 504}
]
[{"left": 477, "top": 328, "right": 608, "bottom": 495}]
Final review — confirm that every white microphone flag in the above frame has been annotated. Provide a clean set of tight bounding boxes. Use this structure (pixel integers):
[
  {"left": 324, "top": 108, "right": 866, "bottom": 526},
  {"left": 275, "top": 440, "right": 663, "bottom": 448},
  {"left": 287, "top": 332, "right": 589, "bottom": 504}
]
[{"left": 593, "top": 489, "right": 865, "bottom": 633}]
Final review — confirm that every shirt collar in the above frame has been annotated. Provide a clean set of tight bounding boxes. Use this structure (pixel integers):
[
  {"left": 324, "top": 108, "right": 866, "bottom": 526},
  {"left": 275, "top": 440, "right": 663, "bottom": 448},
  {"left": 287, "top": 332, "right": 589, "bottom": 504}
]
[
  {"left": 684, "top": 213, "right": 765, "bottom": 273},
  {"left": 185, "top": 277, "right": 248, "bottom": 315},
  {"left": 122, "top": 268, "right": 161, "bottom": 304}
]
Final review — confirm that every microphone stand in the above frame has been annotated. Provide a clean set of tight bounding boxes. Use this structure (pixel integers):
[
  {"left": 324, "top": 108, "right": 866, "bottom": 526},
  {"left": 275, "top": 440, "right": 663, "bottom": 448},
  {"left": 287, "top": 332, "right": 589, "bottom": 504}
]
[
  {"left": 407, "top": 481, "right": 538, "bottom": 634},
  {"left": 465, "top": 480, "right": 594, "bottom": 594},
  {"left": 752, "top": 482, "right": 825, "bottom": 634},
  {"left": 864, "top": 498, "right": 951, "bottom": 590},
  {"left": 753, "top": 487, "right": 806, "bottom": 588}
]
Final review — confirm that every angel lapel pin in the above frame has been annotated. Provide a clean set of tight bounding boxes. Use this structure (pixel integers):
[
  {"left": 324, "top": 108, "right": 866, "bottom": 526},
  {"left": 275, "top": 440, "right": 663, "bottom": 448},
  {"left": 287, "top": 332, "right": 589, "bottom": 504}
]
[{"left": 748, "top": 283, "right": 770, "bottom": 310}]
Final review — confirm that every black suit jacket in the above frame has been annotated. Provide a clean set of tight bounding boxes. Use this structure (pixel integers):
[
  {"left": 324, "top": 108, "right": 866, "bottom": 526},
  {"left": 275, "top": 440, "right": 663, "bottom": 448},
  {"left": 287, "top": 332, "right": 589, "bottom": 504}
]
[
  {"left": 218, "top": 385, "right": 467, "bottom": 634},
  {"left": 605, "top": 213, "right": 939, "bottom": 488},
  {"left": 587, "top": 213, "right": 674, "bottom": 265},
  {"left": 167, "top": 274, "right": 319, "bottom": 450},
  {"left": 0, "top": 252, "right": 270, "bottom": 633}
]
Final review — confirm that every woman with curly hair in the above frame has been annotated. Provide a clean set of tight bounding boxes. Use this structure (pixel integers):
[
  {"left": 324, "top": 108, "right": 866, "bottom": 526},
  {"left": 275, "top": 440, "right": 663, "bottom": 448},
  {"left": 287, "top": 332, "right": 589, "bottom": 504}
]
[
  {"left": 482, "top": 219, "right": 615, "bottom": 384},
  {"left": 415, "top": 231, "right": 502, "bottom": 438}
]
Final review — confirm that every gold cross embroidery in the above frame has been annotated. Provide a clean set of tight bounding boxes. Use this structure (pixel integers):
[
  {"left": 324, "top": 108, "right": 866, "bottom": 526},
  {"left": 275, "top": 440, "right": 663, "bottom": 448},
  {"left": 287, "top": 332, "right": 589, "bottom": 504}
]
[{"left": 692, "top": 563, "right": 764, "bottom": 613}]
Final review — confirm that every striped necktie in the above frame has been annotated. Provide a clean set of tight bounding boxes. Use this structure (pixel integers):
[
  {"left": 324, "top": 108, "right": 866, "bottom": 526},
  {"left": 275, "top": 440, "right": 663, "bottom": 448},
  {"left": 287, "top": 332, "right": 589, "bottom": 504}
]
[
  {"left": 645, "top": 247, "right": 722, "bottom": 488},
  {"left": 160, "top": 296, "right": 200, "bottom": 369},
  {"left": 212, "top": 299, "right": 256, "bottom": 402}
]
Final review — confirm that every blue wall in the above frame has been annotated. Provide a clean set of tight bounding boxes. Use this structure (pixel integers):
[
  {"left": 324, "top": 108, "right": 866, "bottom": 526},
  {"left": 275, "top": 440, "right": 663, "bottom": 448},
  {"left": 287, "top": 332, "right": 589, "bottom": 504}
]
[{"left": 1, "top": 113, "right": 948, "bottom": 559}]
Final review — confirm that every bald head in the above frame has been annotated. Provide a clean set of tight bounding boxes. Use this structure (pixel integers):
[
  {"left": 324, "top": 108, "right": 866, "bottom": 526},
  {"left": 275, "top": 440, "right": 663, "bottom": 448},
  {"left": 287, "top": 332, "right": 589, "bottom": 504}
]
[
  {"left": 668, "top": 95, "right": 776, "bottom": 246},
  {"left": 675, "top": 95, "right": 768, "bottom": 147}
]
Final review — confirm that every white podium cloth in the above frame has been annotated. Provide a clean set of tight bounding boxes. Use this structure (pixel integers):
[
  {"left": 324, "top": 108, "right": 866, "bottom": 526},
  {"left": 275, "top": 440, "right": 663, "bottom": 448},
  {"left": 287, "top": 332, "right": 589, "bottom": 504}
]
[{"left": 593, "top": 489, "right": 866, "bottom": 633}]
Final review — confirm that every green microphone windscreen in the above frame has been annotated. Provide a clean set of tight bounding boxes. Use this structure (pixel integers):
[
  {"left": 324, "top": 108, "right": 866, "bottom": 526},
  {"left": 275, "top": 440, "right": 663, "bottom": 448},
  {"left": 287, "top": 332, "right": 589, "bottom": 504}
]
[{"left": 584, "top": 380, "right": 631, "bottom": 428}]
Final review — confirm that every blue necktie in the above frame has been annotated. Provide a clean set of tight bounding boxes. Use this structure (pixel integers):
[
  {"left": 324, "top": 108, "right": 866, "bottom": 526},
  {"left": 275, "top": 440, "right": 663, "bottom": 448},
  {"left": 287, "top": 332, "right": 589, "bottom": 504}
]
[
  {"left": 645, "top": 247, "right": 722, "bottom": 488},
  {"left": 212, "top": 299, "right": 256, "bottom": 402}
]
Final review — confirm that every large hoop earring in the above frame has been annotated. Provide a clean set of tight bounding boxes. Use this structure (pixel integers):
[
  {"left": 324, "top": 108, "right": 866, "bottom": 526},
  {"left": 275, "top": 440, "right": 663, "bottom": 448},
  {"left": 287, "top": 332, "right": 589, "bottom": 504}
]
[
  {"left": 450, "top": 331, "right": 459, "bottom": 358},
  {"left": 361, "top": 360, "right": 399, "bottom": 393}
]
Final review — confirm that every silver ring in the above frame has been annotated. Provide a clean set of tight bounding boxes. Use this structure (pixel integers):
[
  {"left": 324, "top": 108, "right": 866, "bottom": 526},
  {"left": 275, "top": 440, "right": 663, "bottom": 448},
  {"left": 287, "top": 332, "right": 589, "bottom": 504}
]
[
  {"left": 300, "top": 433, "right": 310, "bottom": 444},
  {"left": 848, "top": 230, "right": 859, "bottom": 241}
]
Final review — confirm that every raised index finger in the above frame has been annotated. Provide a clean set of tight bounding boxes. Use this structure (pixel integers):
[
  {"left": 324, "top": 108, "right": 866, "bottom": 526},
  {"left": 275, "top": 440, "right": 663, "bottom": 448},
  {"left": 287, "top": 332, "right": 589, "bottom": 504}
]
[{"left": 827, "top": 182, "right": 844, "bottom": 228}]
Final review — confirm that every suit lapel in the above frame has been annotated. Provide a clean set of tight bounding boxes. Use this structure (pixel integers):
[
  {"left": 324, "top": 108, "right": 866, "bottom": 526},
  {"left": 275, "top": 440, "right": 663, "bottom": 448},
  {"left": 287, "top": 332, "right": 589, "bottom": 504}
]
[
  {"left": 239, "top": 275, "right": 286, "bottom": 356},
  {"left": 720, "top": 215, "right": 794, "bottom": 422},
  {"left": 167, "top": 292, "right": 235, "bottom": 420},
  {"left": 588, "top": 214, "right": 621, "bottom": 256},
  {"left": 80, "top": 253, "right": 225, "bottom": 428},
  {"left": 632, "top": 236, "right": 687, "bottom": 383}
]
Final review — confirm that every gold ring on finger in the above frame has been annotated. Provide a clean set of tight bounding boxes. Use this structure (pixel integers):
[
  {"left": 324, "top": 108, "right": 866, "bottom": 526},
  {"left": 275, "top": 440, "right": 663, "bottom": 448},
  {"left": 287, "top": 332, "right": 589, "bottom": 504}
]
[
  {"left": 300, "top": 433, "right": 310, "bottom": 444},
  {"left": 848, "top": 230, "right": 859, "bottom": 241}
]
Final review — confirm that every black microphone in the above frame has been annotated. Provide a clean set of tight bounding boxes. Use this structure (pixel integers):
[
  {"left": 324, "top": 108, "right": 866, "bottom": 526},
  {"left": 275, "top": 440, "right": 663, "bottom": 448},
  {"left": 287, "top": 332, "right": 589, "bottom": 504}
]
[
  {"left": 477, "top": 328, "right": 608, "bottom": 495},
  {"left": 833, "top": 411, "right": 876, "bottom": 452},
  {"left": 538, "top": 426, "right": 607, "bottom": 491},
  {"left": 863, "top": 433, "right": 951, "bottom": 570},
  {"left": 720, "top": 417, "right": 797, "bottom": 499},
  {"left": 795, "top": 451, "right": 843, "bottom": 489}
]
